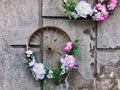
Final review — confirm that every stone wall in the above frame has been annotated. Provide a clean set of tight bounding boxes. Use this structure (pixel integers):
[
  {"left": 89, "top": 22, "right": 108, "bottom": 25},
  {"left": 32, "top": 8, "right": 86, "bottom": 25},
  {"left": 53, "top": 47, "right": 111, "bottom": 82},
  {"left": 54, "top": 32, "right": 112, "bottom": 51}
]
[{"left": 0, "top": 0, "right": 120, "bottom": 90}]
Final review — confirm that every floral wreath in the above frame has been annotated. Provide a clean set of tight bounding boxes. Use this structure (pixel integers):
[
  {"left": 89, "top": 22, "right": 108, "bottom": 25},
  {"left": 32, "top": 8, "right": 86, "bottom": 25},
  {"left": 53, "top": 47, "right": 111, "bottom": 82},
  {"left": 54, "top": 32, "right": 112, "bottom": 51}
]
[
  {"left": 62, "top": 0, "right": 119, "bottom": 22},
  {"left": 22, "top": 39, "right": 80, "bottom": 83}
]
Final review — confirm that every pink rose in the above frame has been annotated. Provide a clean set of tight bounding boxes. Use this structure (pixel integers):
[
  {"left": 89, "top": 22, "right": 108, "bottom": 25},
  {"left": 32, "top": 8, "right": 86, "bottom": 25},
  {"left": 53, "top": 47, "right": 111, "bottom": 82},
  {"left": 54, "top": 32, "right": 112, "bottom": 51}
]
[{"left": 64, "top": 42, "right": 72, "bottom": 52}]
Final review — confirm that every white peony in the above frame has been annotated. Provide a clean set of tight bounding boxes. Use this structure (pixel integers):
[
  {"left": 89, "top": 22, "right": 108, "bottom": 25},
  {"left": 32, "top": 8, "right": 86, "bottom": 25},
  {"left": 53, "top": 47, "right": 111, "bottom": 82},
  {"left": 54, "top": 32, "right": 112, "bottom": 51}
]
[
  {"left": 75, "top": 1, "right": 93, "bottom": 18},
  {"left": 32, "top": 63, "right": 46, "bottom": 80}
]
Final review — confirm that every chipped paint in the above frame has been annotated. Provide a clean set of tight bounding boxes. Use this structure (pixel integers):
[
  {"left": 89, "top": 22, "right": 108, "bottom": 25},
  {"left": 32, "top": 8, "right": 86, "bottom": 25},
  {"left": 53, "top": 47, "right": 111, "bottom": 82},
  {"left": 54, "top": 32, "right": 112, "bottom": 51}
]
[
  {"left": 100, "top": 74, "right": 105, "bottom": 78},
  {"left": 109, "top": 72, "right": 114, "bottom": 78},
  {"left": 116, "top": 79, "right": 120, "bottom": 90}
]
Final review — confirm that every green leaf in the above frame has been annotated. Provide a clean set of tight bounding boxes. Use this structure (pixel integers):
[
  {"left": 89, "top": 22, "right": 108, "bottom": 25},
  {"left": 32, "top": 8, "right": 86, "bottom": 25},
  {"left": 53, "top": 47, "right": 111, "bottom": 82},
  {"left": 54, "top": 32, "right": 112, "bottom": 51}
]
[
  {"left": 21, "top": 58, "right": 29, "bottom": 64},
  {"left": 32, "top": 72, "right": 36, "bottom": 78},
  {"left": 43, "top": 78, "right": 48, "bottom": 84},
  {"left": 61, "top": 0, "right": 77, "bottom": 19},
  {"left": 67, "top": 43, "right": 80, "bottom": 55},
  {"left": 74, "top": 39, "right": 80, "bottom": 43},
  {"left": 74, "top": 48, "right": 80, "bottom": 54},
  {"left": 51, "top": 67, "right": 62, "bottom": 82}
]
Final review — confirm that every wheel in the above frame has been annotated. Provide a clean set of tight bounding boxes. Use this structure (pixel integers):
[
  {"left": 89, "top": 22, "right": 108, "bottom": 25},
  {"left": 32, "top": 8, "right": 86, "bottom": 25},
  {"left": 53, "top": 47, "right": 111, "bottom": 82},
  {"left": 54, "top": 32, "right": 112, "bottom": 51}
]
[{"left": 26, "top": 26, "right": 71, "bottom": 67}]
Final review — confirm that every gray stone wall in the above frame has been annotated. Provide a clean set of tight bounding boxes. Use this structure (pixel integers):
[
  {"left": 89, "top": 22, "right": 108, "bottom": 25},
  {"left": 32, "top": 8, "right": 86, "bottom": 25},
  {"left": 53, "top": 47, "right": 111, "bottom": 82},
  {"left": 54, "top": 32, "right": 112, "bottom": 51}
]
[{"left": 0, "top": 0, "right": 120, "bottom": 90}]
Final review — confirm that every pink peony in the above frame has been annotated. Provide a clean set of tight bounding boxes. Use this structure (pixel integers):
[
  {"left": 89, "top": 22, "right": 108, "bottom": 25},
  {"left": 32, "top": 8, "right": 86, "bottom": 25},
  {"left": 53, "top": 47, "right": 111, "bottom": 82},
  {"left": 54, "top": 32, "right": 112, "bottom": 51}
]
[
  {"left": 61, "top": 54, "right": 76, "bottom": 69},
  {"left": 25, "top": 50, "right": 33, "bottom": 57},
  {"left": 93, "top": 3, "right": 109, "bottom": 22},
  {"left": 95, "top": 3, "right": 103, "bottom": 10},
  {"left": 98, "top": 11, "right": 108, "bottom": 21},
  {"left": 64, "top": 42, "right": 72, "bottom": 52}
]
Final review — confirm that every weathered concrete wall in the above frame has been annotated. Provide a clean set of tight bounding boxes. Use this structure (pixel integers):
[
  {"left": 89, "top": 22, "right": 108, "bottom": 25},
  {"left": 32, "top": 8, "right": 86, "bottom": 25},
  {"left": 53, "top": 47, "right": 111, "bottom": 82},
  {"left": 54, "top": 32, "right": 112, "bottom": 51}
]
[
  {"left": 0, "top": 0, "right": 41, "bottom": 90},
  {"left": 0, "top": 0, "right": 120, "bottom": 90}
]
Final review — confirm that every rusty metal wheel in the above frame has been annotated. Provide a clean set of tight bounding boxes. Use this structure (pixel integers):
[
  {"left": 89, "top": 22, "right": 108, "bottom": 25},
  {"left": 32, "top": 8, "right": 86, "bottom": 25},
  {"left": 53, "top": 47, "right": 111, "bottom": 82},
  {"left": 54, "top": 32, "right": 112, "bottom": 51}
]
[{"left": 26, "top": 26, "right": 71, "bottom": 67}]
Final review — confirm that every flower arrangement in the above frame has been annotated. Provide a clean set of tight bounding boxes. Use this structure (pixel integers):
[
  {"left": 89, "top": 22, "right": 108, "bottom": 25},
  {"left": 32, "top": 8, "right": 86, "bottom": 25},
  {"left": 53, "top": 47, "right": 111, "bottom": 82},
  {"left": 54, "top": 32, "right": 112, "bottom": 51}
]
[
  {"left": 21, "top": 40, "right": 80, "bottom": 83},
  {"left": 62, "top": 0, "right": 119, "bottom": 22}
]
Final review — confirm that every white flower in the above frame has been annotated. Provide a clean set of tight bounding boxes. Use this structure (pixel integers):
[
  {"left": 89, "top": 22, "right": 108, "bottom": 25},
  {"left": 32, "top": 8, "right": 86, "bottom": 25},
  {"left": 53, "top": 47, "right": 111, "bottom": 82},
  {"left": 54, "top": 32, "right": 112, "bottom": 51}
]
[
  {"left": 71, "top": 12, "right": 80, "bottom": 19},
  {"left": 75, "top": 1, "right": 93, "bottom": 18},
  {"left": 60, "top": 69, "right": 66, "bottom": 75},
  {"left": 92, "top": 11, "right": 101, "bottom": 20},
  {"left": 32, "top": 63, "right": 46, "bottom": 80},
  {"left": 29, "top": 59, "right": 36, "bottom": 67},
  {"left": 47, "top": 70, "right": 53, "bottom": 79}
]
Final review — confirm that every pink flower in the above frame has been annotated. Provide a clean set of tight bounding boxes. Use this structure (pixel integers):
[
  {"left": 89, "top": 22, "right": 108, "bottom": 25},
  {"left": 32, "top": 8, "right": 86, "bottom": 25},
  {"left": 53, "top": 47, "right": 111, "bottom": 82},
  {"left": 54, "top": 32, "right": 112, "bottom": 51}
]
[
  {"left": 110, "top": 0, "right": 117, "bottom": 4},
  {"left": 93, "top": 3, "right": 109, "bottom": 22},
  {"left": 61, "top": 54, "right": 76, "bottom": 69},
  {"left": 107, "top": 0, "right": 118, "bottom": 10},
  {"left": 107, "top": 4, "right": 116, "bottom": 10},
  {"left": 64, "top": 42, "right": 72, "bottom": 52},
  {"left": 25, "top": 50, "right": 33, "bottom": 57},
  {"left": 98, "top": 11, "right": 108, "bottom": 21},
  {"left": 95, "top": 3, "right": 103, "bottom": 10},
  {"left": 95, "top": 3, "right": 106, "bottom": 11}
]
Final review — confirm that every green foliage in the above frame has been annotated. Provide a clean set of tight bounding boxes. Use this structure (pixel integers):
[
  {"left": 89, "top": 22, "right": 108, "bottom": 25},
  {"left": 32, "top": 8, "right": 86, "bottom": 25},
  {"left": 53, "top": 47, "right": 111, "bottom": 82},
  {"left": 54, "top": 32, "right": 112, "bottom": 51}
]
[
  {"left": 52, "top": 67, "right": 62, "bottom": 82},
  {"left": 43, "top": 78, "right": 48, "bottom": 84},
  {"left": 74, "top": 39, "right": 80, "bottom": 43},
  {"left": 62, "top": 0, "right": 77, "bottom": 15},
  {"left": 21, "top": 58, "right": 29, "bottom": 64},
  {"left": 32, "top": 72, "right": 36, "bottom": 78},
  {"left": 109, "top": 11, "right": 114, "bottom": 15},
  {"left": 68, "top": 39, "right": 80, "bottom": 55},
  {"left": 43, "top": 67, "right": 69, "bottom": 83}
]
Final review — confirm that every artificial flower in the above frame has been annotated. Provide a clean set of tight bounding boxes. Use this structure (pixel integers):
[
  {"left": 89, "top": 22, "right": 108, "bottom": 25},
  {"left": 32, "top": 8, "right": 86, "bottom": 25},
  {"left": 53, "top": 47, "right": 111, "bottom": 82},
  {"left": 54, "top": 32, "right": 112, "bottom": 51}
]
[
  {"left": 23, "top": 39, "right": 79, "bottom": 82},
  {"left": 25, "top": 50, "right": 33, "bottom": 57},
  {"left": 47, "top": 70, "right": 53, "bottom": 79},
  {"left": 94, "top": 3, "right": 106, "bottom": 12},
  {"left": 75, "top": 1, "right": 93, "bottom": 18},
  {"left": 32, "top": 63, "right": 46, "bottom": 80},
  {"left": 29, "top": 59, "right": 36, "bottom": 67},
  {"left": 60, "top": 69, "right": 66, "bottom": 75},
  {"left": 71, "top": 11, "right": 80, "bottom": 19},
  {"left": 62, "top": 0, "right": 118, "bottom": 22},
  {"left": 107, "top": 0, "right": 118, "bottom": 10},
  {"left": 61, "top": 54, "right": 76, "bottom": 69},
  {"left": 64, "top": 42, "right": 72, "bottom": 52},
  {"left": 92, "top": 3, "right": 109, "bottom": 21}
]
